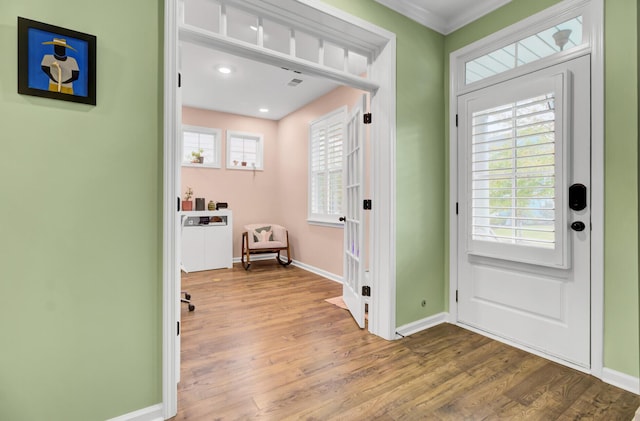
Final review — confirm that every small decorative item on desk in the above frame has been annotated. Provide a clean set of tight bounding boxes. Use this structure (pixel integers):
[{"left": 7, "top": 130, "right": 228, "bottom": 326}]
[
  {"left": 195, "top": 198, "right": 205, "bottom": 211},
  {"left": 208, "top": 200, "right": 216, "bottom": 211},
  {"left": 182, "top": 187, "right": 194, "bottom": 211}
]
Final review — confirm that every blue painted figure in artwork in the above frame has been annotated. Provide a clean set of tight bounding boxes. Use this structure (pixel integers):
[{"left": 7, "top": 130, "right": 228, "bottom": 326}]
[{"left": 40, "top": 38, "right": 79, "bottom": 94}]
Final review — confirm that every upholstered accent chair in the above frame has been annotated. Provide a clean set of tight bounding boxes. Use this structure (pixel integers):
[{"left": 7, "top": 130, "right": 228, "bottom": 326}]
[{"left": 241, "top": 224, "right": 292, "bottom": 270}]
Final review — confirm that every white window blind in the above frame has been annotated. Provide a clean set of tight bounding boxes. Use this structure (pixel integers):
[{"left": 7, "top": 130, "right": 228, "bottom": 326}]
[
  {"left": 471, "top": 92, "right": 556, "bottom": 249},
  {"left": 309, "top": 107, "right": 346, "bottom": 224}
]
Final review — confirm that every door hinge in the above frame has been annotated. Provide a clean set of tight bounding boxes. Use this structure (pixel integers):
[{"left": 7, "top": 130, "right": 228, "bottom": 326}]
[
  {"left": 177, "top": 321, "right": 180, "bottom": 336},
  {"left": 178, "top": 72, "right": 182, "bottom": 88},
  {"left": 363, "top": 113, "right": 372, "bottom": 124},
  {"left": 455, "top": 114, "right": 458, "bottom": 127},
  {"left": 455, "top": 290, "right": 458, "bottom": 303},
  {"left": 363, "top": 199, "right": 372, "bottom": 210},
  {"left": 456, "top": 202, "right": 459, "bottom": 215},
  {"left": 362, "top": 286, "right": 371, "bottom": 297}
]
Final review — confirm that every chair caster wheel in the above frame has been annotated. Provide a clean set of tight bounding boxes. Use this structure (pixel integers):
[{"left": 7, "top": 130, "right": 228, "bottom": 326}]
[
  {"left": 185, "top": 293, "right": 191, "bottom": 300},
  {"left": 188, "top": 304, "right": 195, "bottom": 312}
]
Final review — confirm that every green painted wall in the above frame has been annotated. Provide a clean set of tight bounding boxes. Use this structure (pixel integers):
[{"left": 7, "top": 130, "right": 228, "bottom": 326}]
[
  {"left": 443, "top": 0, "right": 640, "bottom": 377},
  {"left": 603, "top": 0, "right": 639, "bottom": 378},
  {"left": 0, "top": 1, "right": 162, "bottom": 420},
  {"left": 322, "top": 0, "right": 446, "bottom": 325}
]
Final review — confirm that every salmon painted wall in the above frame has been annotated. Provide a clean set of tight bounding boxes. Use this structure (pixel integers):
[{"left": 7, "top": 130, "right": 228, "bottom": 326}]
[
  {"left": 278, "top": 86, "right": 367, "bottom": 277},
  {"left": 182, "top": 84, "right": 364, "bottom": 276},
  {"left": 182, "top": 107, "right": 280, "bottom": 257}
]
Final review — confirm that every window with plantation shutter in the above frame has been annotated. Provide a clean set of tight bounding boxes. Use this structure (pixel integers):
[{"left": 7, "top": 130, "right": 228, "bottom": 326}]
[
  {"left": 464, "top": 72, "right": 569, "bottom": 268},
  {"left": 308, "top": 107, "right": 346, "bottom": 225}
]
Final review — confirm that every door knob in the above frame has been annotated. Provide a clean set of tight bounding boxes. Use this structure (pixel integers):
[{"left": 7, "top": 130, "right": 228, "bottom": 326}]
[
  {"left": 571, "top": 221, "right": 586, "bottom": 232},
  {"left": 339, "top": 216, "right": 346, "bottom": 222}
]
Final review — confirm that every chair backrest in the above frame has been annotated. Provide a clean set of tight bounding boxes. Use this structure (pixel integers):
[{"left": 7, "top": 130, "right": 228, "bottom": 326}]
[{"left": 244, "top": 224, "right": 287, "bottom": 245}]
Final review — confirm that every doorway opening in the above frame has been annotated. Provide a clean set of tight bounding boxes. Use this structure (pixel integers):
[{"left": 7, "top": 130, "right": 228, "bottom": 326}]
[{"left": 163, "top": 0, "right": 397, "bottom": 417}]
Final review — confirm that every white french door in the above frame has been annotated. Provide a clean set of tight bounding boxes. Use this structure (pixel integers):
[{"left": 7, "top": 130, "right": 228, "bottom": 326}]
[
  {"left": 457, "top": 55, "right": 591, "bottom": 367},
  {"left": 343, "top": 94, "right": 367, "bottom": 328}
]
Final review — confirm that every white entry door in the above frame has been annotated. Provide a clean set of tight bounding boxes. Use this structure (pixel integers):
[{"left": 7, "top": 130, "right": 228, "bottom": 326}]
[
  {"left": 343, "top": 94, "right": 367, "bottom": 328},
  {"left": 457, "top": 55, "right": 591, "bottom": 367}
]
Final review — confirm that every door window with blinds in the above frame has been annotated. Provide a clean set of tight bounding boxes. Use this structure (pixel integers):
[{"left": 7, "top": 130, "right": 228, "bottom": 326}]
[
  {"left": 226, "top": 131, "right": 263, "bottom": 170},
  {"left": 463, "top": 72, "right": 569, "bottom": 267},
  {"left": 308, "top": 106, "right": 346, "bottom": 225}
]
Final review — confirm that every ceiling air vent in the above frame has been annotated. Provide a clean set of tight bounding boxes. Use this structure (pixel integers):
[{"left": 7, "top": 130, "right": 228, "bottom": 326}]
[{"left": 287, "top": 78, "right": 303, "bottom": 87}]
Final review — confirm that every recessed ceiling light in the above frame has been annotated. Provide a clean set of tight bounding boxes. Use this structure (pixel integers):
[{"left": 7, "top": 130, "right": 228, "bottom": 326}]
[
  {"left": 259, "top": 108, "right": 269, "bottom": 113},
  {"left": 250, "top": 25, "right": 258, "bottom": 31},
  {"left": 216, "top": 65, "right": 233, "bottom": 74}
]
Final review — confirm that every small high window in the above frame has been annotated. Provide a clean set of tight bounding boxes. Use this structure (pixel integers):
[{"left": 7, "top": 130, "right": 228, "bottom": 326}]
[
  {"left": 182, "top": 125, "right": 221, "bottom": 168},
  {"left": 226, "top": 131, "right": 263, "bottom": 170}
]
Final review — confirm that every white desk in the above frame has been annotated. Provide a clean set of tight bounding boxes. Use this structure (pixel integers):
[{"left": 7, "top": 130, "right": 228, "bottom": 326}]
[{"left": 181, "top": 210, "right": 233, "bottom": 272}]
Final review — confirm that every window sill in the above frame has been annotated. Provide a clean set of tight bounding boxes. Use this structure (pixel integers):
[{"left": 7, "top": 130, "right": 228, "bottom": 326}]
[
  {"left": 226, "top": 165, "right": 263, "bottom": 171},
  {"left": 307, "top": 219, "right": 344, "bottom": 228},
  {"left": 182, "top": 162, "right": 221, "bottom": 169}
]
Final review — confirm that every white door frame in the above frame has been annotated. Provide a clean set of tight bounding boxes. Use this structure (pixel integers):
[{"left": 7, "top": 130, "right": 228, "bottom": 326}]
[
  {"left": 448, "top": 0, "right": 604, "bottom": 377},
  {"left": 162, "top": 1, "right": 397, "bottom": 417}
]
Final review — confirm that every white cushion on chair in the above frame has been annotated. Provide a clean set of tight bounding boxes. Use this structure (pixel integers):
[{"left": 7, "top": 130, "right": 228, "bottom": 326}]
[{"left": 244, "top": 224, "right": 288, "bottom": 247}]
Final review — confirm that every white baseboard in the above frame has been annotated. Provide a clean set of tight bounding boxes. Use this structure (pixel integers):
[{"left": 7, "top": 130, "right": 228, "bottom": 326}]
[
  {"left": 106, "top": 404, "right": 163, "bottom": 421},
  {"left": 291, "top": 259, "right": 342, "bottom": 284},
  {"left": 232, "top": 255, "right": 342, "bottom": 284},
  {"left": 395, "top": 312, "right": 448, "bottom": 337},
  {"left": 602, "top": 368, "right": 640, "bottom": 394},
  {"left": 233, "top": 253, "right": 277, "bottom": 263}
]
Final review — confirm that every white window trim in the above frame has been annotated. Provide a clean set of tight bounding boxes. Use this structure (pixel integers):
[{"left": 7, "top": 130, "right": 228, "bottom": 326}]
[
  {"left": 307, "top": 106, "right": 347, "bottom": 226},
  {"left": 455, "top": 0, "right": 595, "bottom": 95},
  {"left": 181, "top": 125, "right": 222, "bottom": 168},
  {"left": 449, "top": 0, "right": 604, "bottom": 378},
  {"left": 225, "top": 130, "right": 264, "bottom": 170}
]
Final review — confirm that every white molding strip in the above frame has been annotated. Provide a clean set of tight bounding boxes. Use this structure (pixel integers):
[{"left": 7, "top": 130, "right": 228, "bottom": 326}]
[
  {"left": 395, "top": 312, "right": 448, "bottom": 337},
  {"left": 231, "top": 255, "right": 343, "bottom": 284},
  {"left": 232, "top": 253, "right": 277, "bottom": 263},
  {"left": 291, "top": 259, "right": 342, "bottom": 284},
  {"left": 602, "top": 368, "right": 640, "bottom": 395},
  {"left": 106, "top": 404, "right": 163, "bottom": 421}
]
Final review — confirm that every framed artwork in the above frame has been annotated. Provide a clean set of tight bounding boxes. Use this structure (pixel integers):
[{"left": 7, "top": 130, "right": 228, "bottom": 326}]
[{"left": 17, "top": 17, "right": 96, "bottom": 105}]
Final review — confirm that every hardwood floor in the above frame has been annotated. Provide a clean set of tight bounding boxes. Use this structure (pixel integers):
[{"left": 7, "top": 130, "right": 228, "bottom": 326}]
[{"left": 171, "top": 261, "right": 640, "bottom": 420}]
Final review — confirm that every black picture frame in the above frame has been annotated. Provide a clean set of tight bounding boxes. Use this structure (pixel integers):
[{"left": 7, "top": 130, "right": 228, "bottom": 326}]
[{"left": 17, "top": 17, "right": 96, "bottom": 105}]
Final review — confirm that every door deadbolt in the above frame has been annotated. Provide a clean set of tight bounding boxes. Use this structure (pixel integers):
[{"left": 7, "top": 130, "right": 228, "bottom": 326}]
[{"left": 569, "top": 183, "right": 587, "bottom": 211}]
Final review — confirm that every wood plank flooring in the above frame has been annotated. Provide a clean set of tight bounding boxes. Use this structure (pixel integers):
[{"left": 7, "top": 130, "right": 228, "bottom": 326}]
[{"left": 171, "top": 261, "right": 640, "bottom": 420}]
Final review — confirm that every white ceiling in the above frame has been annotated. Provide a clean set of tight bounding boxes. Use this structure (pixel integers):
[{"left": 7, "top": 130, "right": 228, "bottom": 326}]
[
  {"left": 181, "top": 0, "right": 512, "bottom": 120},
  {"left": 374, "top": 0, "right": 512, "bottom": 35},
  {"left": 181, "top": 42, "right": 342, "bottom": 120}
]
